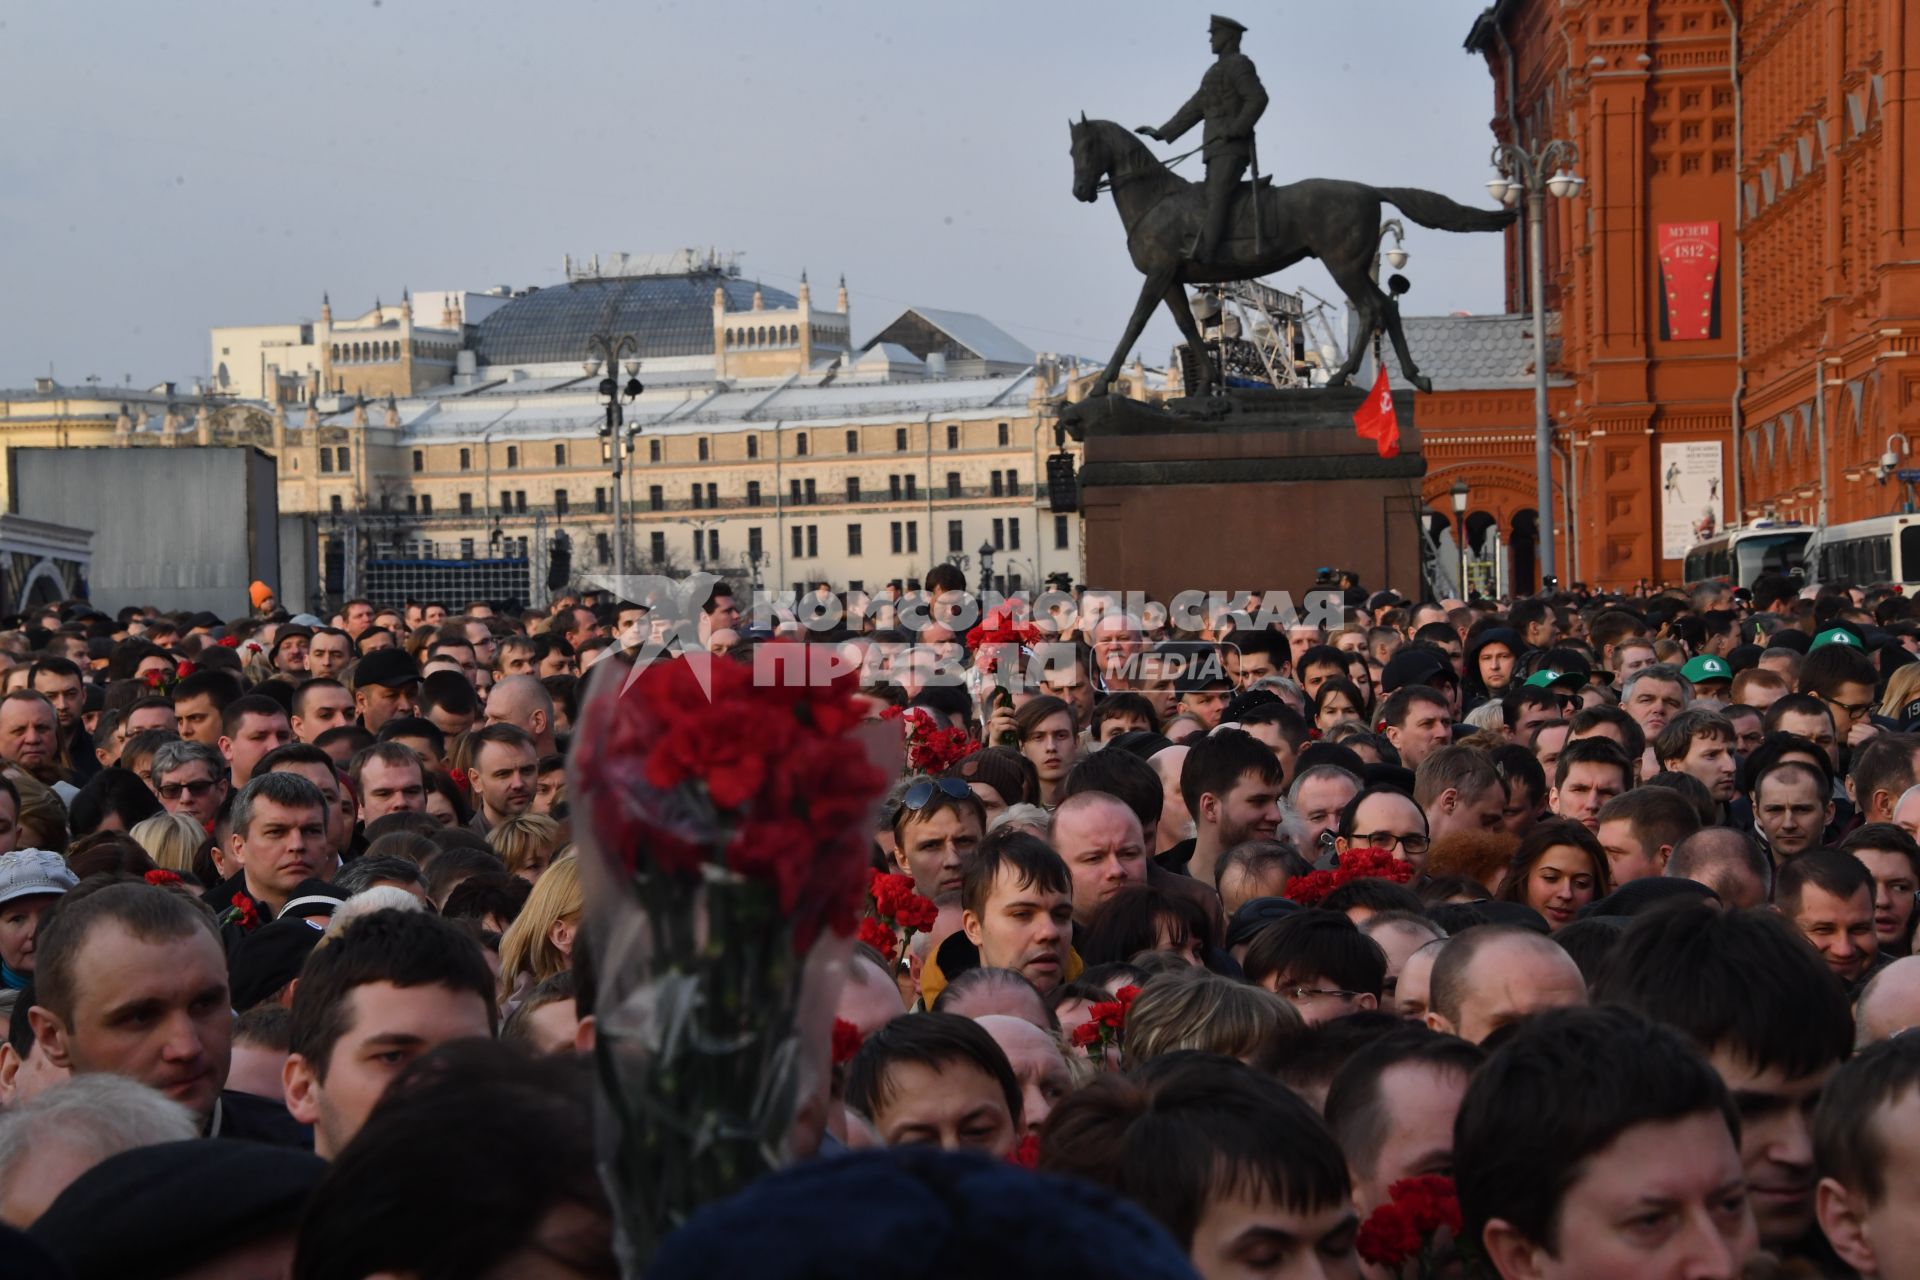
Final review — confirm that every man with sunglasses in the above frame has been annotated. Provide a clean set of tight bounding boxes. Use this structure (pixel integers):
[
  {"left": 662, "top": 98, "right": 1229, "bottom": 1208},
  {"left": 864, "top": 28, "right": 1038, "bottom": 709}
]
[
  {"left": 888, "top": 776, "right": 986, "bottom": 901},
  {"left": 148, "top": 739, "right": 231, "bottom": 832}
]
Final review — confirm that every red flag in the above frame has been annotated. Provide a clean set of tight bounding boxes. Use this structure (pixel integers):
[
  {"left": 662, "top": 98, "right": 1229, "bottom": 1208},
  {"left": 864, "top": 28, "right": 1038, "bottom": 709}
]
[{"left": 1352, "top": 365, "right": 1400, "bottom": 459}]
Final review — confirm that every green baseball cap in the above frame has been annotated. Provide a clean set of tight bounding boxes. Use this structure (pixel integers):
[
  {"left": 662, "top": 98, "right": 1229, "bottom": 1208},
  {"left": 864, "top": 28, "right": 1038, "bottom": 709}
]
[
  {"left": 1810, "top": 627, "right": 1861, "bottom": 651},
  {"left": 1523, "top": 668, "right": 1585, "bottom": 690},
  {"left": 1681, "top": 655, "right": 1732, "bottom": 685}
]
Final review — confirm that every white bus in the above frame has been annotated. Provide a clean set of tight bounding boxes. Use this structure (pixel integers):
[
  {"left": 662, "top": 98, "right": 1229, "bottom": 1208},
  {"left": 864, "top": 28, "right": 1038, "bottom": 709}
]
[
  {"left": 1682, "top": 521, "right": 1811, "bottom": 589},
  {"left": 1805, "top": 514, "right": 1920, "bottom": 592}
]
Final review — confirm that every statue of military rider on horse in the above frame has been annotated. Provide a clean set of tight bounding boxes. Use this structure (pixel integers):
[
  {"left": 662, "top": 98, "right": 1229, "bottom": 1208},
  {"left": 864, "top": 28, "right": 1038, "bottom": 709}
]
[{"left": 1074, "top": 15, "right": 1516, "bottom": 400}]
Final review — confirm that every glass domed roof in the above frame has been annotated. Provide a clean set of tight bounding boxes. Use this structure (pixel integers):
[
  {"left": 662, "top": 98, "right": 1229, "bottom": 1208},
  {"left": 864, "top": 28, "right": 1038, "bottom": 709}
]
[{"left": 470, "top": 273, "right": 796, "bottom": 366}]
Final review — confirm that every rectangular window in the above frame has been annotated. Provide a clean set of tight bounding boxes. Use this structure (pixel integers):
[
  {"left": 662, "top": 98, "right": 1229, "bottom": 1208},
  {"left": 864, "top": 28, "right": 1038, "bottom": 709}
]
[
  {"left": 407, "top": 495, "right": 418, "bottom": 513},
  {"left": 748, "top": 527, "right": 763, "bottom": 558},
  {"left": 596, "top": 532, "right": 611, "bottom": 564},
  {"left": 947, "top": 471, "right": 961, "bottom": 497},
  {"left": 998, "top": 422, "right": 1010, "bottom": 446},
  {"left": 990, "top": 471, "right": 1003, "bottom": 497},
  {"left": 330, "top": 494, "right": 343, "bottom": 514},
  {"left": 792, "top": 525, "right": 805, "bottom": 558},
  {"left": 555, "top": 490, "right": 569, "bottom": 515},
  {"left": 747, "top": 435, "right": 759, "bottom": 459},
  {"left": 460, "top": 537, "right": 474, "bottom": 559},
  {"left": 848, "top": 524, "right": 864, "bottom": 555},
  {"left": 515, "top": 491, "right": 527, "bottom": 514},
  {"left": 706, "top": 483, "right": 717, "bottom": 507},
  {"left": 459, "top": 493, "right": 473, "bottom": 516},
  {"left": 707, "top": 529, "right": 720, "bottom": 561},
  {"left": 847, "top": 477, "right": 861, "bottom": 502},
  {"left": 796, "top": 432, "right": 809, "bottom": 456},
  {"left": 411, "top": 449, "right": 424, "bottom": 472},
  {"left": 691, "top": 484, "right": 703, "bottom": 510},
  {"left": 555, "top": 443, "right": 566, "bottom": 466},
  {"left": 506, "top": 445, "right": 518, "bottom": 468},
  {"left": 1006, "top": 471, "right": 1020, "bottom": 495},
  {"left": 948, "top": 520, "right": 964, "bottom": 553},
  {"left": 806, "top": 525, "right": 818, "bottom": 557},
  {"left": 319, "top": 450, "right": 334, "bottom": 474},
  {"left": 895, "top": 427, "right": 908, "bottom": 451},
  {"left": 651, "top": 532, "right": 667, "bottom": 564},
  {"left": 890, "top": 522, "right": 903, "bottom": 554},
  {"left": 420, "top": 494, "right": 432, "bottom": 515},
  {"left": 650, "top": 485, "right": 663, "bottom": 511},
  {"left": 698, "top": 437, "right": 710, "bottom": 462},
  {"left": 460, "top": 448, "right": 471, "bottom": 470},
  {"left": 790, "top": 479, "right": 802, "bottom": 505},
  {"left": 907, "top": 521, "right": 918, "bottom": 554},
  {"left": 1054, "top": 514, "right": 1069, "bottom": 549},
  {"left": 595, "top": 487, "right": 607, "bottom": 513},
  {"left": 804, "top": 478, "right": 817, "bottom": 504},
  {"left": 992, "top": 518, "right": 1005, "bottom": 550},
  {"left": 905, "top": 475, "right": 918, "bottom": 500},
  {"left": 650, "top": 438, "right": 662, "bottom": 462},
  {"left": 947, "top": 424, "right": 959, "bottom": 450},
  {"left": 849, "top": 579, "right": 864, "bottom": 594},
  {"left": 846, "top": 429, "right": 859, "bottom": 453},
  {"left": 889, "top": 475, "right": 902, "bottom": 501},
  {"left": 693, "top": 530, "right": 705, "bottom": 562},
  {"left": 748, "top": 480, "right": 761, "bottom": 507},
  {"left": 1009, "top": 518, "right": 1020, "bottom": 550},
  {"left": 337, "top": 447, "right": 351, "bottom": 472}
]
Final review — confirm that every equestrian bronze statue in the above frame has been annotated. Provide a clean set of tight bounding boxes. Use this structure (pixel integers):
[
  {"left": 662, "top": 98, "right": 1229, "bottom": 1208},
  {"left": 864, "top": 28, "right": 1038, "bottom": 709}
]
[{"left": 1072, "top": 20, "right": 1515, "bottom": 401}]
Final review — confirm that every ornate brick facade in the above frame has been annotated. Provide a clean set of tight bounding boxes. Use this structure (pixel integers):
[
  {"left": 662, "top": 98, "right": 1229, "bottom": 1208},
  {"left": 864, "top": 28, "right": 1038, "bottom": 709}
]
[{"left": 1439, "top": 0, "right": 1919, "bottom": 591}]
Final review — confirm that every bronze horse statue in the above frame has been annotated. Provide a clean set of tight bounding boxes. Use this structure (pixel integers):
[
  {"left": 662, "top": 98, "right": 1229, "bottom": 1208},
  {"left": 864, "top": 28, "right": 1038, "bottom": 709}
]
[{"left": 1069, "top": 116, "right": 1515, "bottom": 396}]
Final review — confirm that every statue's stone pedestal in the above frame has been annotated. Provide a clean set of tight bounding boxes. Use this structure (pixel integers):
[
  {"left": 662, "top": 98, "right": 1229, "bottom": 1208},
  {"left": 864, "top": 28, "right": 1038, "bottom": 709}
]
[{"left": 1066, "top": 387, "right": 1427, "bottom": 604}]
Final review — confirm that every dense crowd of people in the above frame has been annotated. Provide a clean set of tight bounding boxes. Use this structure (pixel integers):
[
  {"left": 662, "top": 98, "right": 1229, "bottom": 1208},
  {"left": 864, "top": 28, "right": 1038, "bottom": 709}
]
[{"left": 0, "top": 567, "right": 1916, "bottom": 1278}]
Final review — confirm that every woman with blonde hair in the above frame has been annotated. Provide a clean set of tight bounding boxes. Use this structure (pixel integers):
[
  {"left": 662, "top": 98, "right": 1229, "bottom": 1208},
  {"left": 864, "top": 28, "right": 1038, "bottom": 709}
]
[
  {"left": 1122, "top": 968, "right": 1297, "bottom": 1066},
  {"left": 1879, "top": 662, "right": 1920, "bottom": 723},
  {"left": 130, "top": 811, "right": 210, "bottom": 877},
  {"left": 496, "top": 853, "right": 581, "bottom": 1009},
  {"left": 488, "top": 813, "right": 564, "bottom": 882}
]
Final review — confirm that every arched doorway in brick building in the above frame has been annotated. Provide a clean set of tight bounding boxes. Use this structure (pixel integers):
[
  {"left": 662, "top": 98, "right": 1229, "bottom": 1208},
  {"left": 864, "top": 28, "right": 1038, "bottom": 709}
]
[{"left": 1510, "top": 510, "right": 1538, "bottom": 595}]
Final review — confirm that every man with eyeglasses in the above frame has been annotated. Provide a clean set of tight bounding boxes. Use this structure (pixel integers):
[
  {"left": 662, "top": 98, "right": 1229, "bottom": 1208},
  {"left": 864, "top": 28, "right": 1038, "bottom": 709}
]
[
  {"left": 1242, "top": 910, "right": 1385, "bottom": 1025},
  {"left": 149, "top": 739, "right": 231, "bottom": 832},
  {"left": 1333, "top": 785, "right": 1430, "bottom": 873},
  {"left": 887, "top": 776, "right": 986, "bottom": 901},
  {"left": 1800, "top": 633, "right": 1881, "bottom": 756}
]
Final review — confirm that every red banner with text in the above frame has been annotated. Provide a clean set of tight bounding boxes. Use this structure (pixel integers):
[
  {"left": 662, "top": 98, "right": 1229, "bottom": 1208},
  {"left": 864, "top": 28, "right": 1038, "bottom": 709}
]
[{"left": 1657, "top": 222, "right": 1721, "bottom": 341}]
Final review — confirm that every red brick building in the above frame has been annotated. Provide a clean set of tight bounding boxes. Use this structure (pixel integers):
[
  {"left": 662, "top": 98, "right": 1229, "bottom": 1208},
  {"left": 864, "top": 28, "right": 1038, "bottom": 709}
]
[{"left": 1416, "top": 0, "right": 1920, "bottom": 591}]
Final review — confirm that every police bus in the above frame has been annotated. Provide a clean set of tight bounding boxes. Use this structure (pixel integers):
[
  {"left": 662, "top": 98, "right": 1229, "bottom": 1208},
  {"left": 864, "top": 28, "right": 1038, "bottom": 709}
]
[
  {"left": 1681, "top": 521, "right": 1811, "bottom": 590},
  {"left": 1804, "top": 514, "right": 1920, "bottom": 593}
]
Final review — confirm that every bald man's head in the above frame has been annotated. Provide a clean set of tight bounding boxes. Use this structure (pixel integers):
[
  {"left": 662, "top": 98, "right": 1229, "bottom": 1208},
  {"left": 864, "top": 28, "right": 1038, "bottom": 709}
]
[
  {"left": 1426, "top": 926, "right": 1586, "bottom": 1044},
  {"left": 1855, "top": 955, "right": 1920, "bottom": 1048},
  {"left": 484, "top": 675, "right": 555, "bottom": 743}
]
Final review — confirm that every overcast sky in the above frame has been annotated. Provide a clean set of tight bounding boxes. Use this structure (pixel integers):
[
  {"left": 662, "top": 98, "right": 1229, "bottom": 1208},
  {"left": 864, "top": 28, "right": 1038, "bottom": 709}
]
[{"left": 0, "top": 0, "right": 1508, "bottom": 389}]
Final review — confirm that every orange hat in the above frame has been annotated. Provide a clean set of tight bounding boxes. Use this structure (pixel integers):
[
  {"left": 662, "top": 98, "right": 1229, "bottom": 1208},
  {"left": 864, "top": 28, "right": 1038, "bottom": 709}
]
[{"left": 249, "top": 580, "right": 274, "bottom": 609}]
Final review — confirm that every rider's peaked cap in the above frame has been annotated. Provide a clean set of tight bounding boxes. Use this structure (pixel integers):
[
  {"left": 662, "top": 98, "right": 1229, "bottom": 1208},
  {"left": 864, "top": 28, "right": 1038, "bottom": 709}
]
[{"left": 1209, "top": 14, "right": 1247, "bottom": 33}]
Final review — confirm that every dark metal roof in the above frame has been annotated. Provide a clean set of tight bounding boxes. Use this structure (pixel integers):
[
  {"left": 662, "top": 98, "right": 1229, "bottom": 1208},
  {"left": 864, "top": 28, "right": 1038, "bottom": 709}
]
[
  {"left": 469, "top": 273, "right": 795, "bottom": 366},
  {"left": 1463, "top": 1, "right": 1519, "bottom": 53}
]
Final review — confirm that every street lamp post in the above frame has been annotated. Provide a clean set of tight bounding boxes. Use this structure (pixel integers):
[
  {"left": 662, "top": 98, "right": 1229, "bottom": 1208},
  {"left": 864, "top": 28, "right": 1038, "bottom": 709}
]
[
  {"left": 1488, "top": 140, "right": 1583, "bottom": 591},
  {"left": 1450, "top": 480, "right": 1470, "bottom": 600},
  {"left": 978, "top": 541, "right": 997, "bottom": 599},
  {"left": 587, "top": 334, "right": 644, "bottom": 585}
]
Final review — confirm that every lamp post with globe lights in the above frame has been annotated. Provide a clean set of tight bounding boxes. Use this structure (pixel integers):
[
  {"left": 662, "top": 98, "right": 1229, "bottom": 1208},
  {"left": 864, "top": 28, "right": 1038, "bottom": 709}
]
[
  {"left": 1487, "top": 141, "right": 1583, "bottom": 590},
  {"left": 587, "top": 333, "right": 645, "bottom": 585}
]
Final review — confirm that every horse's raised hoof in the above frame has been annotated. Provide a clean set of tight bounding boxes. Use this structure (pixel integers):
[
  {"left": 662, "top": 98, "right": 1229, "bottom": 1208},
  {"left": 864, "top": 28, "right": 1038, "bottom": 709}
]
[
  {"left": 1413, "top": 375, "right": 1433, "bottom": 394},
  {"left": 1324, "top": 373, "right": 1351, "bottom": 389}
]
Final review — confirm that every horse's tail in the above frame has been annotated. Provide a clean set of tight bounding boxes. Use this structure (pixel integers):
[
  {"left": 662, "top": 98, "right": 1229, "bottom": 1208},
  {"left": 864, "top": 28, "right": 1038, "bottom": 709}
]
[{"left": 1375, "top": 187, "right": 1517, "bottom": 233}]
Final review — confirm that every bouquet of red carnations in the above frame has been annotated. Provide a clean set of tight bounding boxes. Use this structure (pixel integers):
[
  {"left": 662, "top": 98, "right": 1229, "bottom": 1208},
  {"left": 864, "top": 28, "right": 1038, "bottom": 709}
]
[
  {"left": 858, "top": 869, "right": 939, "bottom": 966},
  {"left": 1283, "top": 847, "right": 1415, "bottom": 908},
  {"left": 1356, "top": 1175, "right": 1470, "bottom": 1278},
  {"left": 570, "top": 647, "right": 898, "bottom": 1272},
  {"left": 1068, "top": 984, "right": 1142, "bottom": 1065}
]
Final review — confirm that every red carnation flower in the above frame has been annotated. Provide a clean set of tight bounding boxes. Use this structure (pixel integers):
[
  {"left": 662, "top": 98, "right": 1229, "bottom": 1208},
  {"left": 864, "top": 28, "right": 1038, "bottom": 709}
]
[
  {"left": 1009, "top": 1133, "right": 1041, "bottom": 1169},
  {"left": 144, "top": 869, "right": 182, "bottom": 887},
  {"left": 857, "top": 916, "right": 898, "bottom": 963},
  {"left": 218, "top": 635, "right": 240, "bottom": 648},
  {"left": 1284, "top": 847, "right": 1416, "bottom": 908},
  {"left": 831, "top": 1018, "right": 863, "bottom": 1066}
]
